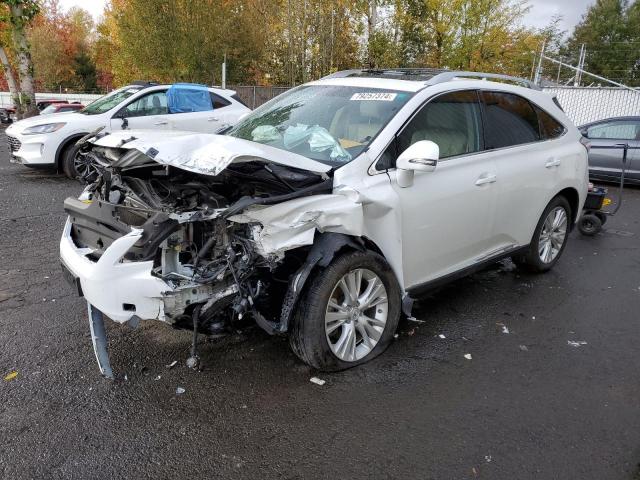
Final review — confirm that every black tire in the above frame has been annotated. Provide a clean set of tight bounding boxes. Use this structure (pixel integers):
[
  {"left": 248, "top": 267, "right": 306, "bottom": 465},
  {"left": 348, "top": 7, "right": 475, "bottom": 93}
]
[
  {"left": 60, "top": 140, "right": 83, "bottom": 179},
  {"left": 578, "top": 213, "right": 602, "bottom": 236},
  {"left": 594, "top": 211, "right": 608, "bottom": 226},
  {"left": 289, "top": 250, "right": 401, "bottom": 371},
  {"left": 513, "top": 195, "right": 572, "bottom": 273}
]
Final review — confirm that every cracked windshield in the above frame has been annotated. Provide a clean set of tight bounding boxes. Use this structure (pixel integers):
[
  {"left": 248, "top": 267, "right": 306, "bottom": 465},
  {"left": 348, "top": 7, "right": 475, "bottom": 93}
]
[{"left": 227, "top": 85, "right": 413, "bottom": 166}]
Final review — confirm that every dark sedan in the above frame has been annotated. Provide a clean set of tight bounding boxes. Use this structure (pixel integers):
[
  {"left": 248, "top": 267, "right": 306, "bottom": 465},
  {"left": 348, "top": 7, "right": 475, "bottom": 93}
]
[{"left": 579, "top": 116, "right": 640, "bottom": 184}]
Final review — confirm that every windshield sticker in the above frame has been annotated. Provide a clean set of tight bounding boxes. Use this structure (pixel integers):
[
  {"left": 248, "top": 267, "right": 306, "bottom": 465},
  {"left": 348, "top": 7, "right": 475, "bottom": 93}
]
[{"left": 350, "top": 92, "right": 397, "bottom": 101}]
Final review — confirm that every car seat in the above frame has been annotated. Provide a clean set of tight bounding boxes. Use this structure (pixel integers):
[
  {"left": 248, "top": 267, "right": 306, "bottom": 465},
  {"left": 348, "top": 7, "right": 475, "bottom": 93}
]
[{"left": 409, "top": 103, "right": 470, "bottom": 157}]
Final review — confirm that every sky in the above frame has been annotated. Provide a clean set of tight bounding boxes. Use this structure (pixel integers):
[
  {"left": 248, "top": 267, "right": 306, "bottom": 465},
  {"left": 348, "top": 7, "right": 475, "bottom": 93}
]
[{"left": 59, "top": 0, "right": 593, "bottom": 34}]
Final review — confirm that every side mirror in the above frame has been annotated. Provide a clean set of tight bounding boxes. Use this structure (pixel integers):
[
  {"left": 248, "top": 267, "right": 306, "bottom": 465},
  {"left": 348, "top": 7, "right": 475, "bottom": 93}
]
[
  {"left": 396, "top": 140, "right": 439, "bottom": 188},
  {"left": 579, "top": 127, "right": 588, "bottom": 138}
]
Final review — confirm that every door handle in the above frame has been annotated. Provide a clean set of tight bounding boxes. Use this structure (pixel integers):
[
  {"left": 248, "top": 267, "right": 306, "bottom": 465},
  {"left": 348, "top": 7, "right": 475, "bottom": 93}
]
[
  {"left": 153, "top": 120, "right": 168, "bottom": 126},
  {"left": 475, "top": 173, "right": 497, "bottom": 186},
  {"left": 207, "top": 117, "right": 220, "bottom": 122},
  {"left": 545, "top": 159, "right": 561, "bottom": 168}
]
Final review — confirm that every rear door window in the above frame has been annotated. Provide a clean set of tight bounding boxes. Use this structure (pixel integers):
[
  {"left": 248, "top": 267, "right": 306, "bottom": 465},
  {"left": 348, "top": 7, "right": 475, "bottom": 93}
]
[{"left": 481, "top": 91, "right": 540, "bottom": 149}]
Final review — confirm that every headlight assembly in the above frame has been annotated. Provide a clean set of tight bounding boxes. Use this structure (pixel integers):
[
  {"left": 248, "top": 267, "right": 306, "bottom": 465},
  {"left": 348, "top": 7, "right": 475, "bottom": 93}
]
[{"left": 22, "top": 122, "right": 66, "bottom": 135}]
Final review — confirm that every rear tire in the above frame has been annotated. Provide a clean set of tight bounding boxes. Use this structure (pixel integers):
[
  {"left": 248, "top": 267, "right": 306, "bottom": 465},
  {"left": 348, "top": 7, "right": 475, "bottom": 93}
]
[
  {"left": 289, "top": 250, "right": 401, "bottom": 371},
  {"left": 513, "top": 196, "right": 571, "bottom": 272}
]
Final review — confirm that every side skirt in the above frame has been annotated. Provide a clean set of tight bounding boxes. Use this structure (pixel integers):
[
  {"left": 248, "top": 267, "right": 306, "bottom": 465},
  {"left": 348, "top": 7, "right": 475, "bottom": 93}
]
[{"left": 406, "top": 245, "right": 529, "bottom": 299}]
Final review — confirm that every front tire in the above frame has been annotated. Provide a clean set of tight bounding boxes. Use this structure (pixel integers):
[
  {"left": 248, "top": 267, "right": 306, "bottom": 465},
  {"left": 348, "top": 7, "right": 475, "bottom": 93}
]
[
  {"left": 514, "top": 195, "right": 571, "bottom": 272},
  {"left": 289, "top": 250, "right": 401, "bottom": 371}
]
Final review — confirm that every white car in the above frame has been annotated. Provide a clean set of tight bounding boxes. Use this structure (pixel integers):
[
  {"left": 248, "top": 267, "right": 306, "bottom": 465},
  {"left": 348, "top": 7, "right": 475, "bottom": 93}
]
[
  {"left": 6, "top": 82, "right": 250, "bottom": 178},
  {"left": 59, "top": 69, "right": 588, "bottom": 377}
]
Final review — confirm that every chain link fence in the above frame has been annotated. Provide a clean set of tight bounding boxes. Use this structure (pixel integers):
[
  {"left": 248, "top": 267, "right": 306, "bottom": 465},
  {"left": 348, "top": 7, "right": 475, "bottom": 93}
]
[{"left": 541, "top": 87, "right": 640, "bottom": 126}]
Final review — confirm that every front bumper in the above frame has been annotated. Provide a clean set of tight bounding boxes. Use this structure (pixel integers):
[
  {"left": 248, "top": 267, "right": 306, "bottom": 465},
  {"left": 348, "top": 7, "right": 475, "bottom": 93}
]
[
  {"left": 60, "top": 218, "right": 170, "bottom": 323},
  {"left": 5, "top": 126, "right": 57, "bottom": 165}
]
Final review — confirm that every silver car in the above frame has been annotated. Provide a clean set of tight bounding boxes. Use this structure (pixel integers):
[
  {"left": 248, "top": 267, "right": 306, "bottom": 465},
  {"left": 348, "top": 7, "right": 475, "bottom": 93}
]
[{"left": 579, "top": 116, "right": 640, "bottom": 183}]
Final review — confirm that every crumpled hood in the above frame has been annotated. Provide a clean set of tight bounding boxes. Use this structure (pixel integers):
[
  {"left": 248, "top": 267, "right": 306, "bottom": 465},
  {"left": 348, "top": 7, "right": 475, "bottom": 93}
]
[{"left": 90, "top": 130, "right": 332, "bottom": 175}]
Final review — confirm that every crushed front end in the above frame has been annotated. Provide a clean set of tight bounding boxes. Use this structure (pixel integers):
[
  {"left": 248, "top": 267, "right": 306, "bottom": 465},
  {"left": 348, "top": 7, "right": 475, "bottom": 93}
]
[{"left": 60, "top": 131, "right": 349, "bottom": 376}]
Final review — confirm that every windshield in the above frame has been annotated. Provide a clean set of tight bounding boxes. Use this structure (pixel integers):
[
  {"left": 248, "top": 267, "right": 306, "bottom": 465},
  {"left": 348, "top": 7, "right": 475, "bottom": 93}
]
[
  {"left": 227, "top": 85, "right": 413, "bottom": 166},
  {"left": 40, "top": 105, "right": 58, "bottom": 115},
  {"left": 80, "top": 86, "right": 143, "bottom": 115}
]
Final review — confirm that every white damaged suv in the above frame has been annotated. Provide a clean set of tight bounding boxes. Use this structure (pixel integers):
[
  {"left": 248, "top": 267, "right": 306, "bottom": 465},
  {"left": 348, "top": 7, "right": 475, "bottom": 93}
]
[{"left": 60, "top": 69, "right": 588, "bottom": 377}]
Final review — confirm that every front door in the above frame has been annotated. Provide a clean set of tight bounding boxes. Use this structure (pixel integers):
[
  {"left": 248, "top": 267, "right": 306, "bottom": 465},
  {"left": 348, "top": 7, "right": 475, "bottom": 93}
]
[
  {"left": 390, "top": 90, "right": 499, "bottom": 288},
  {"left": 110, "top": 90, "right": 173, "bottom": 132},
  {"left": 585, "top": 119, "right": 640, "bottom": 182}
]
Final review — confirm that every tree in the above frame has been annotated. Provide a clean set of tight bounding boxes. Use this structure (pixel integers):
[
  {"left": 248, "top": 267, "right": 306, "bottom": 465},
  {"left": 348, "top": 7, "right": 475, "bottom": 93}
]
[
  {"left": 564, "top": 0, "right": 640, "bottom": 86},
  {"left": 0, "top": 0, "right": 39, "bottom": 118}
]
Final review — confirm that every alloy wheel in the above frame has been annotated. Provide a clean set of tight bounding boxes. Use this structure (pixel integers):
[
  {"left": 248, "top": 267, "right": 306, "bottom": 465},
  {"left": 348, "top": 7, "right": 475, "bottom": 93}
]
[
  {"left": 538, "top": 206, "right": 568, "bottom": 264},
  {"left": 324, "top": 268, "right": 388, "bottom": 362}
]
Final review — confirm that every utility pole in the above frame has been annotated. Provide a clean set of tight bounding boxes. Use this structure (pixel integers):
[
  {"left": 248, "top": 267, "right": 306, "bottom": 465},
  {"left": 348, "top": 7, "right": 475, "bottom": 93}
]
[
  {"left": 222, "top": 53, "right": 226, "bottom": 90},
  {"left": 574, "top": 44, "right": 586, "bottom": 87},
  {"left": 534, "top": 41, "right": 545, "bottom": 85}
]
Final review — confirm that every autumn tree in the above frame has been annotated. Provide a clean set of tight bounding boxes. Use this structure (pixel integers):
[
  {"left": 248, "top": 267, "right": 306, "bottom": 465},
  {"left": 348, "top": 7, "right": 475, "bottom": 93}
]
[
  {"left": 564, "top": 0, "right": 640, "bottom": 86},
  {"left": 0, "top": 0, "right": 39, "bottom": 118}
]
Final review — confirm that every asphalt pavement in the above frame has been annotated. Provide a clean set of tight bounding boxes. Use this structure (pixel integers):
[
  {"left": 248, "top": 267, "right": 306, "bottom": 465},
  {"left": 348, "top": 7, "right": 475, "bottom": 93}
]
[{"left": 1, "top": 132, "right": 639, "bottom": 479}]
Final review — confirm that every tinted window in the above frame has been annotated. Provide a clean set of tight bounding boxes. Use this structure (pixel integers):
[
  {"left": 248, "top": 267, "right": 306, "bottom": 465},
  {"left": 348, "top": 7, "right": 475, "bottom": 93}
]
[
  {"left": 587, "top": 121, "right": 640, "bottom": 140},
  {"left": 482, "top": 92, "right": 540, "bottom": 148},
  {"left": 396, "top": 90, "right": 483, "bottom": 160},
  {"left": 122, "top": 91, "right": 168, "bottom": 117},
  {"left": 211, "top": 93, "right": 231, "bottom": 109},
  {"left": 535, "top": 106, "right": 565, "bottom": 139}
]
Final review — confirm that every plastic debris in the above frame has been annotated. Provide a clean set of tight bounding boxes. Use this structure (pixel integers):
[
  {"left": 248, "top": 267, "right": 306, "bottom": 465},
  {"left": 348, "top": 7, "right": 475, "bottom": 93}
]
[
  {"left": 176, "top": 386, "right": 186, "bottom": 394},
  {"left": 485, "top": 455, "right": 492, "bottom": 463},
  {"left": 438, "top": 334, "right": 446, "bottom": 339},
  {"left": 464, "top": 354, "right": 472, "bottom": 360},
  {"left": 407, "top": 316, "right": 426, "bottom": 324},
  {"left": 310, "top": 377, "right": 326, "bottom": 386},
  {"left": 393, "top": 334, "right": 399, "bottom": 339},
  {"left": 154, "top": 375, "right": 162, "bottom": 381},
  {"left": 519, "top": 345, "right": 529, "bottom": 351},
  {"left": 501, "top": 325, "right": 509, "bottom": 334},
  {"left": 166, "top": 360, "right": 178, "bottom": 369},
  {"left": 3, "top": 371, "right": 18, "bottom": 382},
  {"left": 568, "top": 340, "right": 587, "bottom": 348}
]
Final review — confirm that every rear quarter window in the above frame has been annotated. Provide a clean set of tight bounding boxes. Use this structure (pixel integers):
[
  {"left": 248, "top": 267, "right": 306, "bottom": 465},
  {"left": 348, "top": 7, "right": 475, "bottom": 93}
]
[{"left": 534, "top": 106, "right": 565, "bottom": 140}]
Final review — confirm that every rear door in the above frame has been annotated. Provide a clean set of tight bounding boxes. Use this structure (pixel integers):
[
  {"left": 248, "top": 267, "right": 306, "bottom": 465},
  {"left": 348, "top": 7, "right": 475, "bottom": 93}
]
[
  {"left": 585, "top": 119, "right": 640, "bottom": 182},
  {"left": 481, "top": 91, "right": 567, "bottom": 248},
  {"left": 169, "top": 92, "right": 232, "bottom": 133}
]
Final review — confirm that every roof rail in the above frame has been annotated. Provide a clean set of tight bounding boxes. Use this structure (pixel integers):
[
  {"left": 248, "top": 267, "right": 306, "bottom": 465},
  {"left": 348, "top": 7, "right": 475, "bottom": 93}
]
[
  {"left": 426, "top": 71, "right": 541, "bottom": 90},
  {"left": 322, "top": 69, "right": 541, "bottom": 90}
]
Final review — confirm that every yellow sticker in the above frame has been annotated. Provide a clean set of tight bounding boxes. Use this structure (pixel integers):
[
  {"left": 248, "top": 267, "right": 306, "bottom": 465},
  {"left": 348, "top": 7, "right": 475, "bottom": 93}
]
[
  {"left": 603, "top": 198, "right": 612, "bottom": 206},
  {"left": 4, "top": 371, "right": 18, "bottom": 381}
]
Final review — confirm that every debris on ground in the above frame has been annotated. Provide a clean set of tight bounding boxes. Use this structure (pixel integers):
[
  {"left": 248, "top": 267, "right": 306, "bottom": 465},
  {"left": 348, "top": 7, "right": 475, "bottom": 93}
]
[
  {"left": 407, "top": 328, "right": 416, "bottom": 336},
  {"left": 3, "top": 371, "right": 18, "bottom": 382},
  {"left": 166, "top": 360, "right": 178, "bottom": 369},
  {"left": 464, "top": 354, "right": 472, "bottom": 360},
  {"left": 568, "top": 340, "right": 588, "bottom": 348},
  {"left": 438, "top": 334, "right": 446, "bottom": 339},
  {"left": 485, "top": 455, "right": 492, "bottom": 463},
  {"left": 393, "top": 334, "right": 399, "bottom": 339},
  {"left": 176, "top": 387, "right": 186, "bottom": 394},
  {"left": 309, "top": 377, "right": 326, "bottom": 386},
  {"left": 154, "top": 375, "right": 162, "bottom": 381},
  {"left": 407, "top": 316, "right": 426, "bottom": 323},
  {"left": 519, "top": 345, "right": 529, "bottom": 351},
  {"left": 496, "top": 322, "right": 509, "bottom": 334}
]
